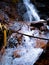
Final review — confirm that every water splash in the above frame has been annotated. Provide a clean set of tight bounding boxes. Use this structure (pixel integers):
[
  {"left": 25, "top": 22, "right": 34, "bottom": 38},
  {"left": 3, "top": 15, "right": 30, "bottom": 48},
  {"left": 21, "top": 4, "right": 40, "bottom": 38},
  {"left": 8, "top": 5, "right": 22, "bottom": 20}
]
[{"left": 23, "top": 0, "right": 40, "bottom": 22}]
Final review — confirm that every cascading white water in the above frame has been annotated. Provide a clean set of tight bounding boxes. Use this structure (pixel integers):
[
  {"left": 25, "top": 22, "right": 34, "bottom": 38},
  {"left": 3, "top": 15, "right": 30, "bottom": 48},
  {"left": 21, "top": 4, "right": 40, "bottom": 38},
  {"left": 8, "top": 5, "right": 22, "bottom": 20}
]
[
  {"left": 23, "top": 0, "right": 40, "bottom": 22},
  {"left": 0, "top": 3, "right": 45, "bottom": 64},
  {"left": 0, "top": 23, "right": 44, "bottom": 65}
]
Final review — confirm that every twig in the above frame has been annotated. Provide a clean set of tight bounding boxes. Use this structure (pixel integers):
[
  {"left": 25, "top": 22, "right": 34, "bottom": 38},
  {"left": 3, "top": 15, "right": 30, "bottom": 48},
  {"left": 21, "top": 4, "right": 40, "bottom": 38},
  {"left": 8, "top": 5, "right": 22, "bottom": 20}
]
[{"left": 11, "top": 30, "right": 49, "bottom": 40}]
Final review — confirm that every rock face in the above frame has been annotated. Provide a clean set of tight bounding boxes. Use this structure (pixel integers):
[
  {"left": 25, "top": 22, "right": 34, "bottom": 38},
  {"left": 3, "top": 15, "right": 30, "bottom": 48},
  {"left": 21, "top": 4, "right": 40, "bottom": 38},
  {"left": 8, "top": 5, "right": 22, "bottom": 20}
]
[
  {"left": 32, "top": 0, "right": 49, "bottom": 20},
  {"left": 0, "top": 0, "right": 49, "bottom": 20}
]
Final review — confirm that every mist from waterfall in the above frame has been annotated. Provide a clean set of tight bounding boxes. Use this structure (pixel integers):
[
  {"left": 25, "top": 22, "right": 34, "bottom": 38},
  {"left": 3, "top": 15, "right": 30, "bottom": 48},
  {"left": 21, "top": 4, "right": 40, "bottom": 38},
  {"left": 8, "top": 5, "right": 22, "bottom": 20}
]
[{"left": 23, "top": 0, "right": 40, "bottom": 22}]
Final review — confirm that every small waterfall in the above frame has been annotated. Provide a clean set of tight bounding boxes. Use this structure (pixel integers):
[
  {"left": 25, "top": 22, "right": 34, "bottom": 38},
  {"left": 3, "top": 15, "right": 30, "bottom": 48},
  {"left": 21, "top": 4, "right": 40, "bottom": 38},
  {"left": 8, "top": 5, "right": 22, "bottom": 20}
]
[{"left": 23, "top": 0, "right": 40, "bottom": 22}]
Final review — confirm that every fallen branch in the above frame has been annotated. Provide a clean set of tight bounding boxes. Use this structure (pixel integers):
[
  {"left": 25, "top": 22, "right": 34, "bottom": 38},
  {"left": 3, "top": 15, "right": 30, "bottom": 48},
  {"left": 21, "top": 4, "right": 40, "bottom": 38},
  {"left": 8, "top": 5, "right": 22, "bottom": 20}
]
[{"left": 10, "top": 30, "right": 49, "bottom": 40}]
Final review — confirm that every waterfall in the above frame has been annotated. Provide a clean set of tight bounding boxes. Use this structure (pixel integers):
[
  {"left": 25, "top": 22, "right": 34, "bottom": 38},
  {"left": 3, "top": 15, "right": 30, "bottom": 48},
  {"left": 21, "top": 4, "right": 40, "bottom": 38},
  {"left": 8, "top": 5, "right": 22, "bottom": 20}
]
[{"left": 23, "top": 0, "right": 40, "bottom": 22}]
